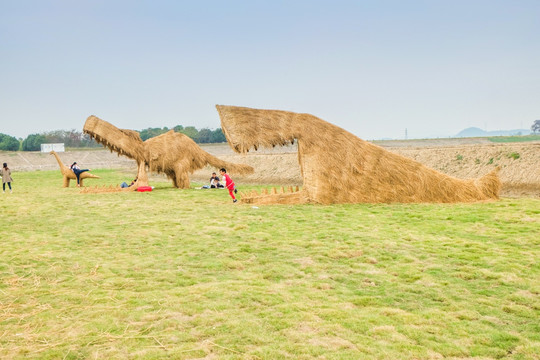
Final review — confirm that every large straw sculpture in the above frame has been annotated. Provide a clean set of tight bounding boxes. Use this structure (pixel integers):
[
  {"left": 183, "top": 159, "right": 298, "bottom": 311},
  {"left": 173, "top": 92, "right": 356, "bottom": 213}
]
[
  {"left": 83, "top": 115, "right": 254, "bottom": 189},
  {"left": 216, "top": 105, "right": 501, "bottom": 204},
  {"left": 50, "top": 150, "right": 100, "bottom": 187}
]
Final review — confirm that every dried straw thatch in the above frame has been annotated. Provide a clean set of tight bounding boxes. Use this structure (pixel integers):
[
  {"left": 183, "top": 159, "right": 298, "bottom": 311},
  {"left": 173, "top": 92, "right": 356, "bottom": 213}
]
[
  {"left": 49, "top": 151, "right": 100, "bottom": 187},
  {"left": 216, "top": 105, "right": 501, "bottom": 204},
  {"left": 83, "top": 115, "right": 254, "bottom": 189},
  {"left": 80, "top": 184, "right": 134, "bottom": 194}
]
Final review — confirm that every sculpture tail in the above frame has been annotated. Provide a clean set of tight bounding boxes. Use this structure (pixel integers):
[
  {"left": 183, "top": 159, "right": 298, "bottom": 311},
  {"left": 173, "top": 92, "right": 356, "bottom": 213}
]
[
  {"left": 79, "top": 171, "right": 101, "bottom": 180},
  {"left": 205, "top": 153, "right": 254, "bottom": 175},
  {"left": 476, "top": 167, "right": 501, "bottom": 199}
]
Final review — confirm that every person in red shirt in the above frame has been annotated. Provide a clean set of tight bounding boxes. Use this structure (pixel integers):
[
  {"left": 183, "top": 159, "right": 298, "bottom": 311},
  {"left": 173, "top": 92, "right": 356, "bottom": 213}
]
[{"left": 220, "top": 168, "right": 238, "bottom": 203}]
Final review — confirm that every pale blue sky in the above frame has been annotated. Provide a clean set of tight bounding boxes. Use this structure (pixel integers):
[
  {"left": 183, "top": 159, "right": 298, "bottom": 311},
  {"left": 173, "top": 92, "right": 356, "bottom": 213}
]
[{"left": 1, "top": 0, "right": 539, "bottom": 140}]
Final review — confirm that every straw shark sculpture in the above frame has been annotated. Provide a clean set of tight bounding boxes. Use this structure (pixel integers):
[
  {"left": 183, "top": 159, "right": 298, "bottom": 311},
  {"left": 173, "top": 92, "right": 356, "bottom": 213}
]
[
  {"left": 216, "top": 105, "right": 501, "bottom": 204},
  {"left": 83, "top": 115, "right": 253, "bottom": 190}
]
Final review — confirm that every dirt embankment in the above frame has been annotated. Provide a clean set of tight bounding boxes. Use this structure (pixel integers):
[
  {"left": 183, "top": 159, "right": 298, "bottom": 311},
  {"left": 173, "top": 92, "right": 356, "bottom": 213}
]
[
  {"left": 2, "top": 140, "right": 539, "bottom": 198},
  {"left": 390, "top": 143, "right": 540, "bottom": 198}
]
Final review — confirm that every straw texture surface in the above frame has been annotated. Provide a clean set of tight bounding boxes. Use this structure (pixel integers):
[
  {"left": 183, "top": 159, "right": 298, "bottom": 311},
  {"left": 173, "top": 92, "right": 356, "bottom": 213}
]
[
  {"left": 216, "top": 105, "right": 501, "bottom": 204},
  {"left": 83, "top": 116, "right": 253, "bottom": 189}
]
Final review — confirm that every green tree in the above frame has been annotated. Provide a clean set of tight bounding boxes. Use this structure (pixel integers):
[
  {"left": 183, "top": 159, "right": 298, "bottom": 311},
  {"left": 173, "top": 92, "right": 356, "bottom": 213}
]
[
  {"left": 22, "top": 134, "right": 47, "bottom": 151},
  {"left": 180, "top": 126, "right": 199, "bottom": 141},
  {"left": 139, "top": 127, "right": 168, "bottom": 141},
  {"left": 197, "top": 128, "right": 213, "bottom": 143},
  {"left": 532, "top": 120, "right": 540, "bottom": 134},
  {"left": 0, "top": 133, "right": 20, "bottom": 151},
  {"left": 43, "top": 130, "right": 79, "bottom": 147},
  {"left": 81, "top": 133, "right": 101, "bottom": 148},
  {"left": 211, "top": 128, "right": 226, "bottom": 143},
  {"left": 33, "top": 129, "right": 101, "bottom": 148},
  {"left": 132, "top": 125, "right": 225, "bottom": 144}
]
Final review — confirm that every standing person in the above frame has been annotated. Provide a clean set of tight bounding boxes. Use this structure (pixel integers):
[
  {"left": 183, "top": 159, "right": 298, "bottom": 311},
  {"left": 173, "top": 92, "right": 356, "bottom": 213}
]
[
  {"left": 219, "top": 168, "right": 238, "bottom": 203},
  {"left": 1, "top": 163, "right": 13, "bottom": 193},
  {"left": 70, "top": 162, "right": 91, "bottom": 187}
]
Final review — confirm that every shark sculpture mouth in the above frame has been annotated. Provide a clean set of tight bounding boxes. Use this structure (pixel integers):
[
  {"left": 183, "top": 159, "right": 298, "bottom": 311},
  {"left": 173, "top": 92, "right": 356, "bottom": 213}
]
[
  {"left": 216, "top": 105, "right": 501, "bottom": 204},
  {"left": 83, "top": 115, "right": 254, "bottom": 190},
  {"left": 83, "top": 116, "right": 146, "bottom": 161}
]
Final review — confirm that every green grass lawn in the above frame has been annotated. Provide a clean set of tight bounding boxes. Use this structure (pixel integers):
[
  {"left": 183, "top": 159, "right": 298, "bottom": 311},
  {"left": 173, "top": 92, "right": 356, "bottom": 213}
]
[{"left": 1, "top": 170, "right": 539, "bottom": 359}]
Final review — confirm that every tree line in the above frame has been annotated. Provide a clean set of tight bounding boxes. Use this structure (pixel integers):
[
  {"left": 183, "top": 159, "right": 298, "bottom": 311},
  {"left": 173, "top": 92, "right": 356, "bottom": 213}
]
[
  {"left": 3, "top": 120, "right": 538, "bottom": 152},
  {"left": 0, "top": 126, "right": 227, "bottom": 151},
  {"left": 138, "top": 125, "right": 226, "bottom": 143}
]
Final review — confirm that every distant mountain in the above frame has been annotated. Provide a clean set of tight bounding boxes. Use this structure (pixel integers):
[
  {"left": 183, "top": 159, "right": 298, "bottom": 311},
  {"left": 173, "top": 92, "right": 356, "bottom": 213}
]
[
  {"left": 455, "top": 127, "right": 486, "bottom": 137},
  {"left": 456, "top": 127, "right": 532, "bottom": 138}
]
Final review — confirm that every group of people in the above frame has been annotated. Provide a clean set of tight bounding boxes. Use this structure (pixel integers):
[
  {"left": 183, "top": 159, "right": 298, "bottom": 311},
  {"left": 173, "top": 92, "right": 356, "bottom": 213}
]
[
  {"left": 1, "top": 163, "right": 13, "bottom": 193},
  {"left": 2, "top": 160, "right": 240, "bottom": 203},
  {"left": 209, "top": 172, "right": 224, "bottom": 188},
  {"left": 71, "top": 161, "right": 240, "bottom": 202},
  {"left": 70, "top": 161, "right": 240, "bottom": 201},
  {"left": 203, "top": 168, "right": 238, "bottom": 202}
]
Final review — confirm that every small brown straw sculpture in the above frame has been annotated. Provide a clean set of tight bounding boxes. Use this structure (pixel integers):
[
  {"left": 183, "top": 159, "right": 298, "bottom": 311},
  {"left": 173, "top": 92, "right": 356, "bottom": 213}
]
[
  {"left": 83, "top": 115, "right": 253, "bottom": 190},
  {"left": 216, "top": 105, "right": 501, "bottom": 204},
  {"left": 50, "top": 150, "right": 100, "bottom": 187}
]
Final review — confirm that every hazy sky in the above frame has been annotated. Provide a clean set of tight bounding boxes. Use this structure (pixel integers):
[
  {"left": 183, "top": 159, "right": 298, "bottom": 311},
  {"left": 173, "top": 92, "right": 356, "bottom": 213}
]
[{"left": 1, "top": 0, "right": 539, "bottom": 140}]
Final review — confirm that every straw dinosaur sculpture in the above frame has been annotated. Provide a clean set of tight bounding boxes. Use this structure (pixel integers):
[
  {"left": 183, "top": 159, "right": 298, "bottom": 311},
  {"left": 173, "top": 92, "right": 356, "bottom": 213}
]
[
  {"left": 83, "top": 115, "right": 253, "bottom": 189},
  {"left": 50, "top": 150, "right": 100, "bottom": 187},
  {"left": 216, "top": 105, "right": 501, "bottom": 204}
]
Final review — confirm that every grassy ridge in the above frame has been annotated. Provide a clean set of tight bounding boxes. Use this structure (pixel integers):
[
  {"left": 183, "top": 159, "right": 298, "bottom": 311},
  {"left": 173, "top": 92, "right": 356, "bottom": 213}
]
[{"left": 1, "top": 170, "right": 539, "bottom": 359}]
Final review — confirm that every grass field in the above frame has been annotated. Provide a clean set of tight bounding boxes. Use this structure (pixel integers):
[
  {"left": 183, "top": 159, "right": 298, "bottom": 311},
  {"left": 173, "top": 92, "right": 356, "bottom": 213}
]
[
  {"left": 1, "top": 170, "right": 539, "bottom": 359},
  {"left": 488, "top": 135, "right": 540, "bottom": 143}
]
